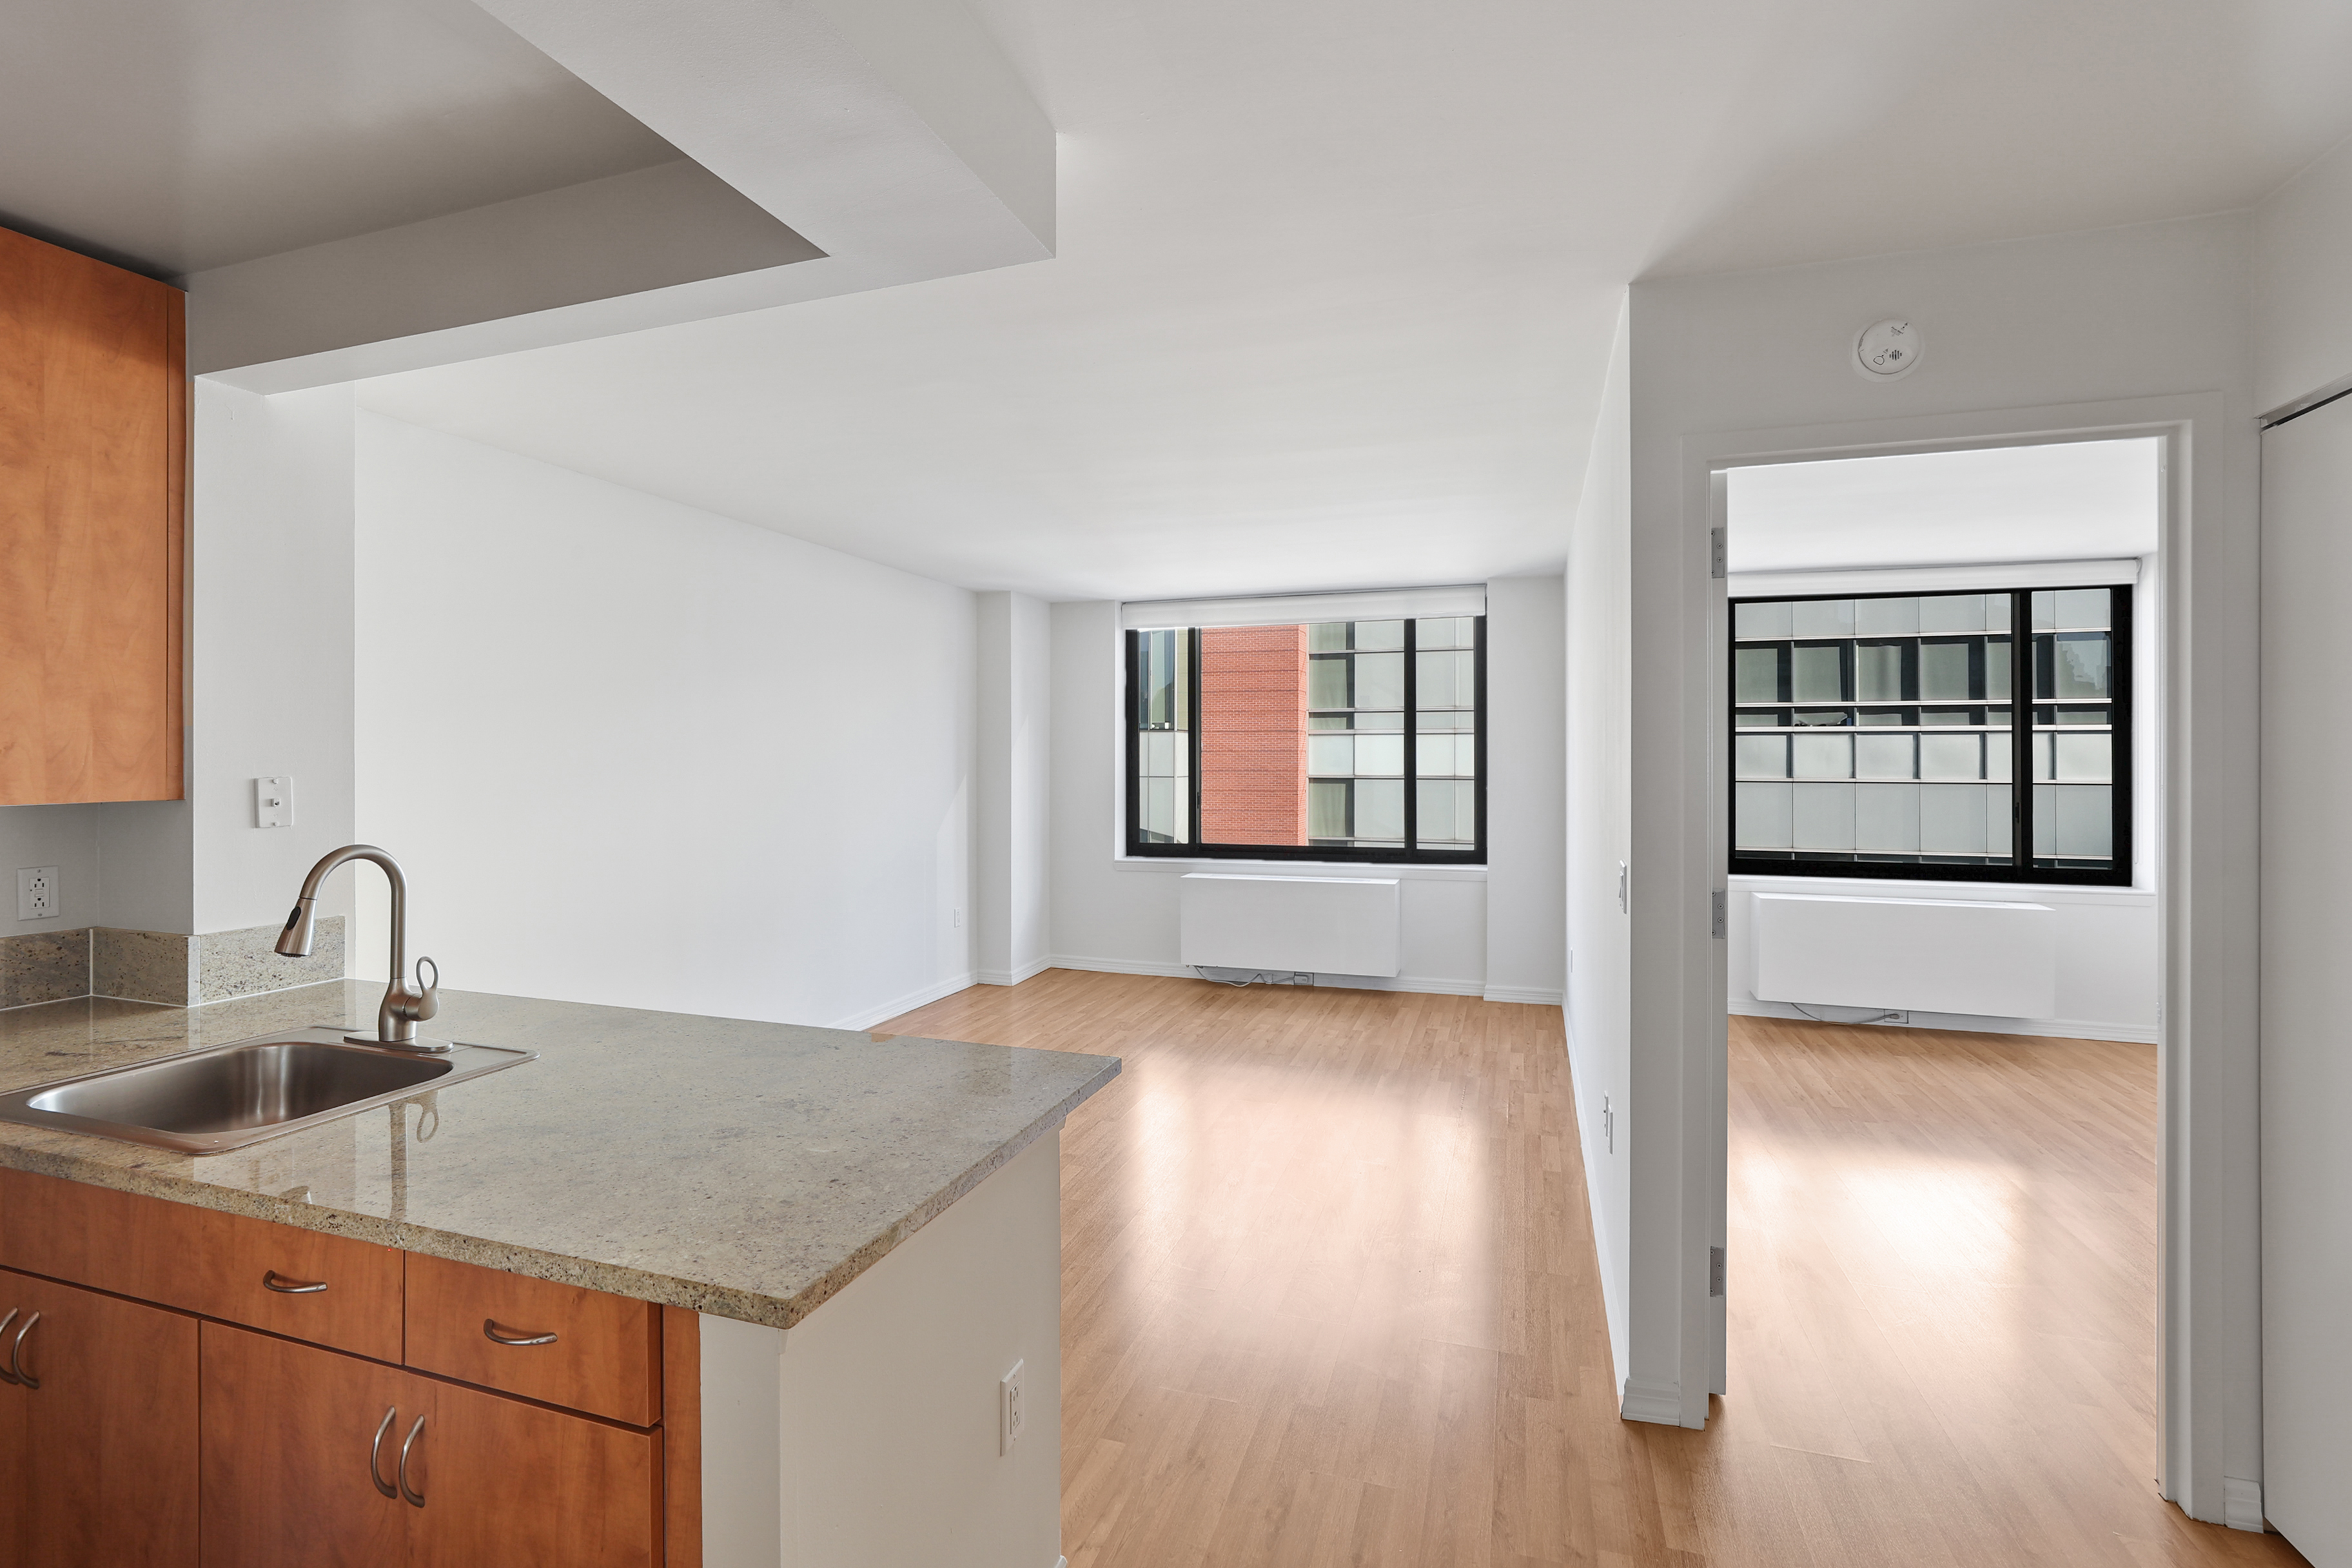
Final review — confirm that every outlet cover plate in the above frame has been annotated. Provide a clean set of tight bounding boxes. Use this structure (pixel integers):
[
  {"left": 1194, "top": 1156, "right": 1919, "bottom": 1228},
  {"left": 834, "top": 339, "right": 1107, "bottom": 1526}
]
[
  {"left": 255, "top": 776, "right": 294, "bottom": 829},
  {"left": 17, "top": 867, "right": 59, "bottom": 921}
]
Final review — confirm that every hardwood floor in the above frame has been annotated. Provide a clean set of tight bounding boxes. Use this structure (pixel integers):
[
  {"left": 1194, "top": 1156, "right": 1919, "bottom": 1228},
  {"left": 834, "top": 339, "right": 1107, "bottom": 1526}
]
[{"left": 879, "top": 971, "right": 2306, "bottom": 1567}]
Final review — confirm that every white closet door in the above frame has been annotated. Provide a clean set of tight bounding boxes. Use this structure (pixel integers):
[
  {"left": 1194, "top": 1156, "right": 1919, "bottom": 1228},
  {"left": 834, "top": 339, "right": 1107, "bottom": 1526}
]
[{"left": 2261, "top": 396, "right": 2352, "bottom": 1564}]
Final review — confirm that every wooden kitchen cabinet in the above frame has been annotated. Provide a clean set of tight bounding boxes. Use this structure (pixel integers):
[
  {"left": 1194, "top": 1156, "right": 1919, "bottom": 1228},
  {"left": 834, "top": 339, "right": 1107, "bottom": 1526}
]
[
  {"left": 0, "top": 1267, "right": 199, "bottom": 1568},
  {"left": 0, "top": 224, "right": 186, "bottom": 805},
  {"left": 201, "top": 1321, "right": 658, "bottom": 1568}
]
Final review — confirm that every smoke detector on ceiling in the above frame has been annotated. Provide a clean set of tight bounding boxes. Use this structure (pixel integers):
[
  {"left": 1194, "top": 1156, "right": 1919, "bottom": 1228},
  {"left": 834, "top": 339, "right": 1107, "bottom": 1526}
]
[{"left": 1854, "top": 318, "right": 1923, "bottom": 380}]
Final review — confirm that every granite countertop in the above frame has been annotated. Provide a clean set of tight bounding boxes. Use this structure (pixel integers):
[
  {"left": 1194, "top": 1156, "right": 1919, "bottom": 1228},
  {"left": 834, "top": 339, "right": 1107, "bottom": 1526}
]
[{"left": 0, "top": 980, "right": 1119, "bottom": 1329}]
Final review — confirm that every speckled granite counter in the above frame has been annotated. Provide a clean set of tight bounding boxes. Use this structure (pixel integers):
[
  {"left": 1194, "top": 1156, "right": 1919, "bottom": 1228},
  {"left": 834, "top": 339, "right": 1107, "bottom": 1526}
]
[{"left": 0, "top": 980, "right": 1119, "bottom": 1329}]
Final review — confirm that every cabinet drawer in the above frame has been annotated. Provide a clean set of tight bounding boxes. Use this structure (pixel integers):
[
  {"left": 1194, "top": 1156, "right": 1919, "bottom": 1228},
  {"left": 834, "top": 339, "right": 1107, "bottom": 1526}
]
[
  {"left": 405, "top": 1253, "right": 658, "bottom": 1426},
  {"left": 0, "top": 1169, "right": 404, "bottom": 1361}
]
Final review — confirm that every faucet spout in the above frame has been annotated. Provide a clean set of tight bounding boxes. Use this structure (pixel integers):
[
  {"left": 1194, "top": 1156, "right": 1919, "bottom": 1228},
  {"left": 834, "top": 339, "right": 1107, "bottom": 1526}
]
[{"left": 277, "top": 845, "right": 447, "bottom": 1052}]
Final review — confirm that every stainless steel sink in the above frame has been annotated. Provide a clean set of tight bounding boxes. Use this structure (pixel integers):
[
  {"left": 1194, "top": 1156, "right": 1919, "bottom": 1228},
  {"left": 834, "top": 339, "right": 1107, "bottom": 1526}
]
[{"left": 0, "top": 1028, "right": 535, "bottom": 1154}]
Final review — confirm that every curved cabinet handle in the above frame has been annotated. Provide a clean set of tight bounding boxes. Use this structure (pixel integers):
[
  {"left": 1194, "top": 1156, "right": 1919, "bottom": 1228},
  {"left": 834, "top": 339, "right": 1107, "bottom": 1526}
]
[
  {"left": 0, "top": 1309, "right": 17, "bottom": 1386},
  {"left": 369, "top": 1407, "right": 399, "bottom": 1499},
  {"left": 398, "top": 1415, "right": 427, "bottom": 1507},
  {"left": 264, "top": 1270, "right": 329, "bottom": 1295},
  {"left": 483, "top": 1318, "right": 558, "bottom": 1348},
  {"left": 10, "top": 1311, "right": 38, "bottom": 1389}
]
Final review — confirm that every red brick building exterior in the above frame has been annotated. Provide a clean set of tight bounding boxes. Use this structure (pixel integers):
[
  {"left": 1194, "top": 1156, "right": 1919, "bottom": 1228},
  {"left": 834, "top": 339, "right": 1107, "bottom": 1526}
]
[{"left": 1199, "top": 625, "right": 1308, "bottom": 844}]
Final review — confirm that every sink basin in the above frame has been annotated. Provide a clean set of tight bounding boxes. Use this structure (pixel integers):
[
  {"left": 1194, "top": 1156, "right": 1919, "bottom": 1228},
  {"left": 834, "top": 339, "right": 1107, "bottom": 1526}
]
[{"left": 0, "top": 1028, "right": 535, "bottom": 1154}]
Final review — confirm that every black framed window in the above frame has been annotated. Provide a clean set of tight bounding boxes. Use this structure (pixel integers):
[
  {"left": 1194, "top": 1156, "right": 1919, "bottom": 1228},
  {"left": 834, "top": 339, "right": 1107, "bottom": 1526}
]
[
  {"left": 1126, "top": 615, "right": 1486, "bottom": 864},
  {"left": 1729, "top": 586, "right": 2131, "bottom": 885}
]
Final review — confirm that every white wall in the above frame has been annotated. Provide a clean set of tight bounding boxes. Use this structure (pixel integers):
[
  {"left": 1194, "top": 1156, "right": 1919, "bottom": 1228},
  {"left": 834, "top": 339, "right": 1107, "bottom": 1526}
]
[
  {"left": 1046, "top": 587, "right": 1565, "bottom": 1001},
  {"left": 974, "top": 592, "right": 1051, "bottom": 986},
  {"left": 1481, "top": 575, "right": 1566, "bottom": 1004},
  {"left": 2253, "top": 131, "right": 2352, "bottom": 415},
  {"left": 353, "top": 413, "right": 977, "bottom": 1031},
  {"left": 186, "top": 381, "right": 360, "bottom": 937},
  {"left": 1617, "top": 215, "right": 2260, "bottom": 1522},
  {"left": 1565, "top": 297, "right": 1632, "bottom": 1384}
]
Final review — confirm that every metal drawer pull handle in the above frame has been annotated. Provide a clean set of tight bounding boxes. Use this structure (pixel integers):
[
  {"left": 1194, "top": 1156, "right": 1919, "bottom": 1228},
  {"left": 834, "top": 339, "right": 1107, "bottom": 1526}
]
[
  {"left": 398, "top": 1415, "right": 427, "bottom": 1507},
  {"left": 369, "top": 1407, "right": 399, "bottom": 1498},
  {"left": 264, "top": 1270, "right": 329, "bottom": 1295},
  {"left": 483, "top": 1318, "right": 558, "bottom": 1347},
  {"left": 10, "top": 1311, "right": 38, "bottom": 1389},
  {"left": 0, "top": 1309, "right": 17, "bottom": 1386}
]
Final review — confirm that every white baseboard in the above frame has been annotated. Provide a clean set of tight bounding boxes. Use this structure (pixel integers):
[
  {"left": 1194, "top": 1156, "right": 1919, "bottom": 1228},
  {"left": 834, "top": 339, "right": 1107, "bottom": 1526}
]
[
  {"left": 833, "top": 971, "right": 977, "bottom": 1032},
  {"left": 1729, "top": 995, "right": 2158, "bottom": 1044},
  {"left": 1620, "top": 1376, "right": 1685, "bottom": 1426},
  {"left": 975, "top": 955, "right": 1055, "bottom": 988},
  {"left": 2223, "top": 1476, "right": 2264, "bottom": 1533},
  {"left": 1482, "top": 985, "right": 1565, "bottom": 1006},
  {"left": 1049, "top": 954, "right": 1193, "bottom": 979},
  {"left": 1052, "top": 955, "right": 1504, "bottom": 1000}
]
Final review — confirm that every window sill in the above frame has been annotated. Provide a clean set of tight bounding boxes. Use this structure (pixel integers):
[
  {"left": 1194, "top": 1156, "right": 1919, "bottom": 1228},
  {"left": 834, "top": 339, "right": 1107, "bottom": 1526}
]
[
  {"left": 1727, "top": 871, "right": 2151, "bottom": 905},
  {"left": 1113, "top": 855, "right": 1487, "bottom": 881}
]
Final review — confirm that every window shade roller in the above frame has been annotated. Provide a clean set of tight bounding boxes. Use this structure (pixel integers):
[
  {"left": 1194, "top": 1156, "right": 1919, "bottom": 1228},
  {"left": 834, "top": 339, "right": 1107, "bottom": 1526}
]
[{"left": 1121, "top": 583, "right": 1487, "bottom": 631}]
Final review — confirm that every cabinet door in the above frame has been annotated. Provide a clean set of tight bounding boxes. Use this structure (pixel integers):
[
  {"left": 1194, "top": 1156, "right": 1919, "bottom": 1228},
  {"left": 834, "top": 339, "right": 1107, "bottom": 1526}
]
[
  {"left": 412, "top": 1375, "right": 660, "bottom": 1568},
  {"left": 0, "top": 1296, "right": 25, "bottom": 1567},
  {"left": 1, "top": 1268, "right": 197, "bottom": 1567},
  {"left": 199, "top": 1322, "right": 413, "bottom": 1568}
]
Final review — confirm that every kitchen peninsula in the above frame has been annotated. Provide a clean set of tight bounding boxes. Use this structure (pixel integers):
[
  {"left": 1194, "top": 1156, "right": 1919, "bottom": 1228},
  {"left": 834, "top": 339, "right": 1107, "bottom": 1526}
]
[{"left": 0, "top": 978, "right": 1118, "bottom": 1567}]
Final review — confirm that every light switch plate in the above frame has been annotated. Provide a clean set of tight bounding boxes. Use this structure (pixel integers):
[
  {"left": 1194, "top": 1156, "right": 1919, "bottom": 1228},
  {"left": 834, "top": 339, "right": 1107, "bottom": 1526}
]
[
  {"left": 255, "top": 776, "right": 294, "bottom": 829},
  {"left": 1000, "top": 1359, "right": 1025, "bottom": 1455},
  {"left": 17, "top": 867, "right": 58, "bottom": 921}
]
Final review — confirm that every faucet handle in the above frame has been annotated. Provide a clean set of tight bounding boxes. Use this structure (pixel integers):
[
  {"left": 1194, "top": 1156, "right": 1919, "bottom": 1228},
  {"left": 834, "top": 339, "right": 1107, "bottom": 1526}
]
[{"left": 407, "top": 956, "right": 440, "bottom": 1023}]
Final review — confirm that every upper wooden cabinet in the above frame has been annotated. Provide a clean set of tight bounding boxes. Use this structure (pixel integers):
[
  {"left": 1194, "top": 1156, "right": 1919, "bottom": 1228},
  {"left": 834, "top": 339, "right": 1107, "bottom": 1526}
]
[{"left": 0, "top": 226, "right": 185, "bottom": 804}]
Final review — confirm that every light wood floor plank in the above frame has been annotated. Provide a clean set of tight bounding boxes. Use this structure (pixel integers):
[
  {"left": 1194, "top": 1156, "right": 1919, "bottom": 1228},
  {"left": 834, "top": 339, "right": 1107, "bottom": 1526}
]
[{"left": 881, "top": 971, "right": 2305, "bottom": 1567}]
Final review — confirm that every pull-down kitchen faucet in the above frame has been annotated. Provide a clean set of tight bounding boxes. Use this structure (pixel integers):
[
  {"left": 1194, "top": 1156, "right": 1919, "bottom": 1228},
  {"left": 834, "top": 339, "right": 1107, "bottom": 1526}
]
[{"left": 276, "top": 844, "right": 447, "bottom": 1053}]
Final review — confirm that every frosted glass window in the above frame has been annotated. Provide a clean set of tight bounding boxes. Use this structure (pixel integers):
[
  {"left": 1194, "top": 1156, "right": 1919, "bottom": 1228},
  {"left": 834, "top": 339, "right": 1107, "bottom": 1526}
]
[
  {"left": 2055, "top": 589, "right": 2110, "bottom": 631},
  {"left": 1919, "top": 733, "right": 1982, "bottom": 781},
  {"left": 1792, "top": 600, "right": 1854, "bottom": 638},
  {"left": 1855, "top": 643, "right": 1905, "bottom": 700},
  {"left": 1855, "top": 734, "right": 1915, "bottom": 779},
  {"left": 1355, "top": 779, "right": 1404, "bottom": 839},
  {"left": 1355, "top": 652, "right": 1404, "bottom": 709},
  {"left": 1855, "top": 598, "right": 1919, "bottom": 636},
  {"left": 1736, "top": 601, "right": 1793, "bottom": 638},
  {"left": 2055, "top": 732, "right": 2110, "bottom": 780},
  {"left": 1738, "top": 782, "right": 1794, "bottom": 849},
  {"left": 1856, "top": 783, "right": 1919, "bottom": 852},
  {"left": 1355, "top": 734, "right": 1404, "bottom": 776},
  {"left": 1792, "top": 645, "right": 1845, "bottom": 701},
  {"left": 1919, "top": 785, "right": 1990, "bottom": 856},
  {"left": 1738, "top": 735, "right": 1790, "bottom": 778},
  {"left": 1792, "top": 733, "right": 1853, "bottom": 779},
  {"left": 1920, "top": 594, "right": 1988, "bottom": 634},
  {"left": 1919, "top": 640, "right": 1972, "bottom": 700},
  {"left": 1418, "top": 649, "right": 1475, "bottom": 708},
  {"left": 1793, "top": 783, "right": 1857, "bottom": 850},
  {"left": 1308, "top": 735, "right": 1353, "bottom": 776}
]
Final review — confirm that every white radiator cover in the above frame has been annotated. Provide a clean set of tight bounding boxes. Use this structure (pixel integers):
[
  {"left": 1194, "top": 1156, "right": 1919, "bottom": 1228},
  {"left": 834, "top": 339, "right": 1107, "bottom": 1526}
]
[
  {"left": 1178, "top": 873, "right": 1401, "bottom": 977},
  {"left": 1751, "top": 892, "right": 2057, "bottom": 1018}
]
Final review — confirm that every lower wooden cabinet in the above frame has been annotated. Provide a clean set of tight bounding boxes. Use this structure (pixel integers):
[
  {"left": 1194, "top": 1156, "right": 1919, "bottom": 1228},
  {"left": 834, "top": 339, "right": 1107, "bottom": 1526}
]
[
  {"left": 0, "top": 1268, "right": 199, "bottom": 1567},
  {"left": 201, "top": 1322, "right": 658, "bottom": 1567}
]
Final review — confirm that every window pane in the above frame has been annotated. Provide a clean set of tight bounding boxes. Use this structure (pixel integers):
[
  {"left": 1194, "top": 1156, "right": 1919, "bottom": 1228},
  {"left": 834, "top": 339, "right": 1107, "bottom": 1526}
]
[
  {"left": 1919, "top": 640, "right": 1971, "bottom": 700},
  {"left": 1355, "top": 778, "right": 1404, "bottom": 840},
  {"left": 2054, "top": 588, "right": 2111, "bottom": 631},
  {"left": 2049, "top": 633, "right": 2111, "bottom": 699},
  {"left": 1737, "top": 601, "right": 1793, "bottom": 638},
  {"left": 1919, "top": 733, "right": 1982, "bottom": 780},
  {"left": 1418, "top": 649, "right": 1473, "bottom": 709},
  {"left": 1792, "top": 645, "right": 1844, "bottom": 701},
  {"left": 1791, "top": 600, "right": 1854, "bottom": 638},
  {"left": 1418, "top": 617, "right": 1474, "bottom": 650},
  {"left": 1793, "top": 782, "right": 1856, "bottom": 850},
  {"left": 1738, "top": 735, "right": 1790, "bottom": 778},
  {"left": 2054, "top": 732, "right": 2111, "bottom": 781},
  {"left": 1792, "top": 733, "right": 1852, "bottom": 778},
  {"left": 1986, "top": 636, "right": 2011, "bottom": 698},
  {"left": 1309, "top": 779, "right": 1349, "bottom": 839},
  {"left": 1417, "top": 779, "right": 1456, "bottom": 842},
  {"left": 1736, "top": 647, "right": 1782, "bottom": 703},
  {"left": 1737, "top": 781, "right": 1794, "bottom": 848},
  {"left": 1307, "top": 734, "right": 1353, "bottom": 776},
  {"left": 1308, "top": 622, "right": 1349, "bottom": 652},
  {"left": 1354, "top": 620, "right": 1405, "bottom": 651},
  {"left": 1355, "top": 652, "right": 1404, "bottom": 709},
  {"left": 1856, "top": 783, "right": 1918, "bottom": 852},
  {"left": 1355, "top": 734, "right": 1404, "bottom": 776},
  {"left": 1308, "top": 657, "right": 1349, "bottom": 709},
  {"left": 1920, "top": 594, "right": 1989, "bottom": 634},
  {"left": 1854, "top": 734, "right": 1913, "bottom": 779},
  {"left": 1854, "top": 643, "right": 1905, "bottom": 700},
  {"left": 1854, "top": 598, "right": 1919, "bottom": 636},
  {"left": 1197, "top": 624, "right": 1307, "bottom": 845},
  {"left": 1919, "top": 785, "right": 1989, "bottom": 856}
]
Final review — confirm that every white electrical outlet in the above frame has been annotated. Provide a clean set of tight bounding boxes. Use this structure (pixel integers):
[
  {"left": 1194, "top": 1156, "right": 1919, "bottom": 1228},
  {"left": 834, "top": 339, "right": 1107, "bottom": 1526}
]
[
  {"left": 254, "top": 776, "right": 295, "bottom": 829},
  {"left": 999, "top": 1359, "right": 1025, "bottom": 1455},
  {"left": 17, "top": 867, "right": 59, "bottom": 921}
]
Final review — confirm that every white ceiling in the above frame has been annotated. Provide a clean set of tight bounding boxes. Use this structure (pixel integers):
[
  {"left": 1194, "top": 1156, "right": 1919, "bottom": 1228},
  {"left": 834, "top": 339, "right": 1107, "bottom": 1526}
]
[
  {"left": 0, "top": 0, "right": 674, "bottom": 275},
  {"left": 1726, "top": 439, "right": 2162, "bottom": 574},
  {"left": 326, "top": 0, "right": 2352, "bottom": 600}
]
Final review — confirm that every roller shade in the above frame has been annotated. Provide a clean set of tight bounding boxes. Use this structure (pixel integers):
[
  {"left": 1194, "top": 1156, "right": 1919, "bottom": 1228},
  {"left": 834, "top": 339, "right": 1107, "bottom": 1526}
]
[
  {"left": 1727, "top": 557, "right": 2141, "bottom": 600},
  {"left": 1121, "top": 583, "right": 1486, "bottom": 631}
]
